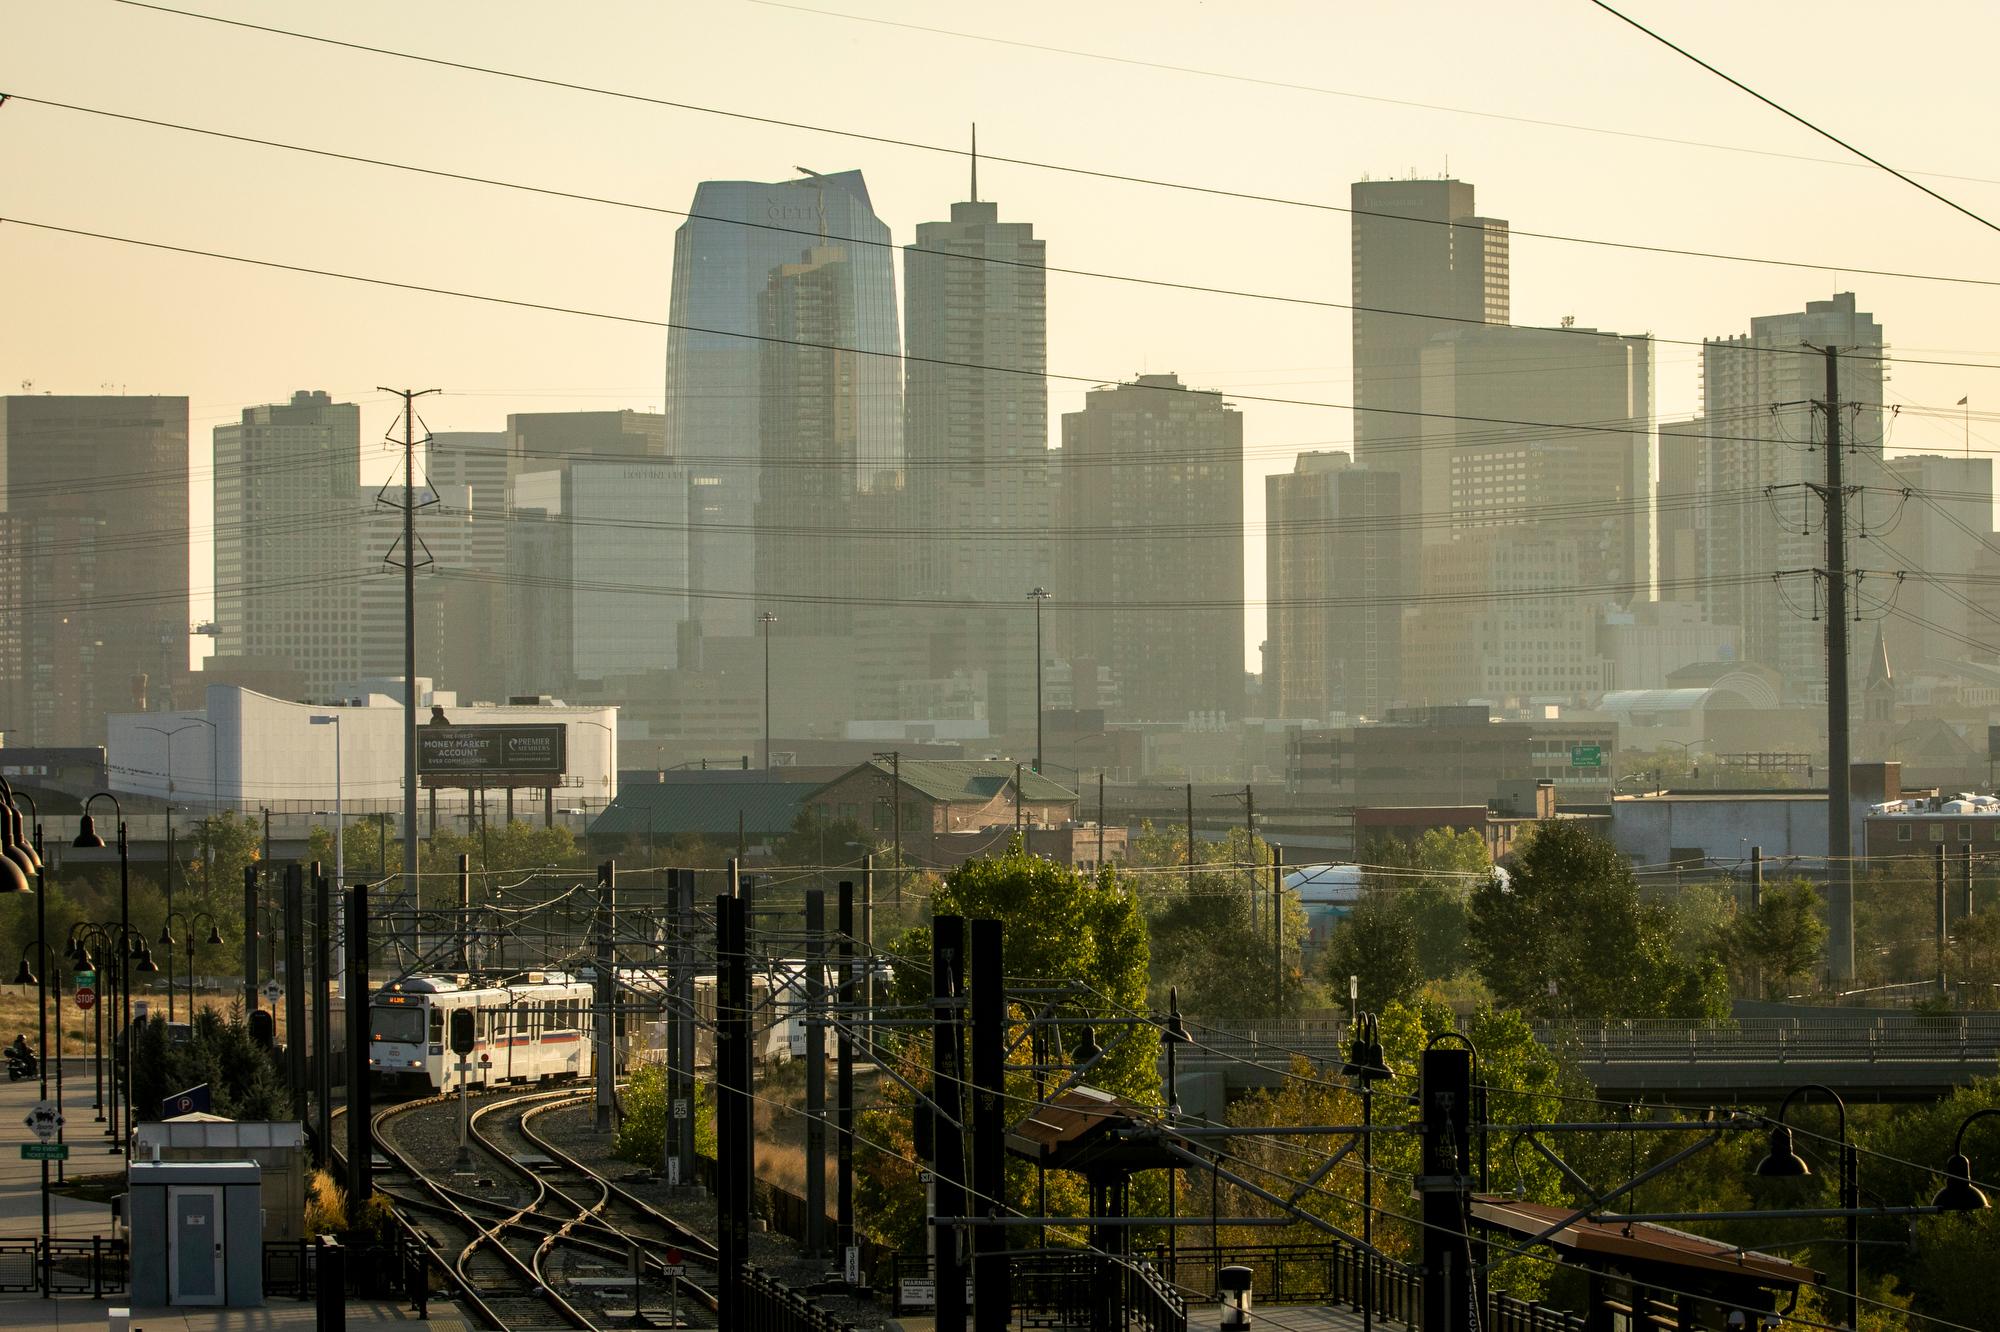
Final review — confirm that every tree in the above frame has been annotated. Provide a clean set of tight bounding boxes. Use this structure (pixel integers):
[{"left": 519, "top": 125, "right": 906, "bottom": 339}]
[
  {"left": 1721, "top": 880, "right": 1827, "bottom": 998},
  {"left": 1148, "top": 864, "right": 1313, "bottom": 1019},
  {"left": 1359, "top": 829, "right": 1491, "bottom": 981},
  {"left": 1323, "top": 893, "right": 1421, "bottom": 1013},
  {"left": 131, "top": 1006, "right": 289, "bottom": 1123},
  {"left": 773, "top": 808, "right": 873, "bottom": 874},
  {"left": 892, "top": 844, "right": 1158, "bottom": 1101},
  {"left": 1468, "top": 821, "right": 1728, "bottom": 1021}
]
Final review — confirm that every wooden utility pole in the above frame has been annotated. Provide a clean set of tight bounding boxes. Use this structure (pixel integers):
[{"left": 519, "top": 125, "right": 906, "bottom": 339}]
[{"left": 1820, "top": 349, "right": 1855, "bottom": 980}]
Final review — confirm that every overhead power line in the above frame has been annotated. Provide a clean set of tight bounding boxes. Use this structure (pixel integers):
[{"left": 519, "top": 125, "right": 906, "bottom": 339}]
[
  {"left": 98, "top": 0, "right": 2000, "bottom": 292},
  {"left": 1589, "top": 0, "right": 2000, "bottom": 237},
  {"left": 746, "top": 0, "right": 2000, "bottom": 189}
]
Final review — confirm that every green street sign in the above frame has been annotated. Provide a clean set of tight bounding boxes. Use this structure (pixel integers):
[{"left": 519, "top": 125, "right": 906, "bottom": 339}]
[
  {"left": 72, "top": 972, "right": 94, "bottom": 988},
  {"left": 1570, "top": 745, "right": 1604, "bottom": 768},
  {"left": 21, "top": 1143, "right": 69, "bottom": 1162}
]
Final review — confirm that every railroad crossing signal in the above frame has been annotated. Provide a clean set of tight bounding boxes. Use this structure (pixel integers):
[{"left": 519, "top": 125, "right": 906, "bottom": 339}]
[
  {"left": 73, "top": 987, "right": 95, "bottom": 1012},
  {"left": 24, "top": 1102, "right": 60, "bottom": 1142}
]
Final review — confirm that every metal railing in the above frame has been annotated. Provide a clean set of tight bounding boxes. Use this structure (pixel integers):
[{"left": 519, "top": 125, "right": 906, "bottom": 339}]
[
  {"left": 40, "top": 1237, "right": 127, "bottom": 1296},
  {"left": 739, "top": 1266, "right": 855, "bottom": 1332},
  {"left": 1148, "top": 1241, "right": 1419, "bottom": 1324}
]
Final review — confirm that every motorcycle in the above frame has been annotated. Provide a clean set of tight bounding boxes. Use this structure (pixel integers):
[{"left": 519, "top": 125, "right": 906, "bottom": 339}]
[{"left": 5, "top": 1052, "right": 35, "bottom": 1082}]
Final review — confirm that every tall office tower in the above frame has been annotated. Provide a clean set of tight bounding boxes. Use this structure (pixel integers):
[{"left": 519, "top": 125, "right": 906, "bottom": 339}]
[
  {"left": 508, "top": 459, "right": 690, "bottom": 691},
  {"left": 1695, "top": 293, "right": 1885, "bottom": 697},
  {"left": 903, "top": 187, "right": 1050, "bottom": 738},
  {"left": 1872, "top": 453, "right": 1994, "bottom": 670},
  {"left": 1657, "top": 417, "right": 1704, "bottom": 602},
  {"left": 664, "top": 170, "right": 901, "bottom": 639},
  {"left": 1057, "top": 375, "right": 1244, "bottom": 722},
  {"left": 507, "top": 410, "right": 664, "bottom": 474},
  {"left": 1418, "top": 324, "right": 1654, "bottom": 595},
  {"left": 753, "top": 246, "right": 900, "bottom": 639},
  {"left": 0, "top": 395, "right": 190, "bottom": 744},
  {"left": 1402, "top": 531, "right": 1601, "bottom": 705},
  {"left": 213, "top": 390, "right": 364, "bottom": 701},
  {"left": 1264, "top": 452, "right": 1402, "bottom": 721},
  {"left": 422, "top": 431, "right": 513, "bottom": 700}
]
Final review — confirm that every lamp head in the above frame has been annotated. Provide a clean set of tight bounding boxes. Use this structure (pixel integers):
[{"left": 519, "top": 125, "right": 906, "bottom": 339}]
[
  {"left": 71, "top": 812, "right": 105, "bottom": 849},
  {"left": 157, "top": 924, "right": 174, "bottom": 947},
  {"left": 205, "top": 924, "right": 223, "bottom": 946},
  {"left": 70, "top": 943, "right": 93, "bottom": 972},
  {"left": 1162, "top": 987, "right": 1189, "bottom": 1045},
  {"left": 1755, "top": 1124, "right": 1813, "bottom": 1179},
  {"left": 11, "top": 957, "right": 33, "bottom": 987},
  {"left": 133, "top": 944, "right": 159, "bottom": 974},
  {"left": 1932, "top": 1152, "right": 1991, "bottom": 1212},
  {"left": 1072, "top": 1023, "right": 1101, "bottom": 1070}
]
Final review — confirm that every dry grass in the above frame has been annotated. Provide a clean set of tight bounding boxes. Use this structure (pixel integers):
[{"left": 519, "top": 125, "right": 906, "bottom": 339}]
[{"left": 0, "top": 983, "right": 241, "bottom": 1051}]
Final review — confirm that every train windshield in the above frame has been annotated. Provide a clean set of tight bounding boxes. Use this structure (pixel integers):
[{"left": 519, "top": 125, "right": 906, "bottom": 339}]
[{"left": 371, "top": 1005, "right": 427, "bottom": 1044}]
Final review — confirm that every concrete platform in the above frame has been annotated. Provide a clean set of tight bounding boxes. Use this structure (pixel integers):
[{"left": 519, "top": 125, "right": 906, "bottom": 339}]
[{"left": 0, "top": 1296, "right": 466, "bottom": 1329}]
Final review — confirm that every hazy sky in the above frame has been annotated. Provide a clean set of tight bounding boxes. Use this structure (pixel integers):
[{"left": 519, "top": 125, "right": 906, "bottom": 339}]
[{"left": 6, "top": 0, "right": 2000, "bottom": 671}]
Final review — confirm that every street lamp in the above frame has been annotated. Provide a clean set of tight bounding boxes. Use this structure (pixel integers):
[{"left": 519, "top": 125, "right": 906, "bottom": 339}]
[
  {"left": 1755, "top": 1084, "right": 1856, "bottom": 1331},
  {"left": 310, "top": 715, "right": 347, "bottom": 998},
  {"left": 759, "top": 611, "right": 778, "bottom": 770},
  {"left": 134, "top": 719, "right": 218, "bottom": 1009},
  {"left": 73, "top": 796, "right": 136, "bottom": 1149},
  {"left": 4, "top": 779, "right": 55, "bottom": 1275},
  {"left": 1932, "top": 1107, "right": 2000, "bottom": 1212},
  {"left": 1027, "top": 588, "right": 1051, "bottom": 774},
  {"left": 1341, "top": 1012, "right": 1395, "bottom": 1332},
  {"left": 161, "top": 911, "right": 222, "bottom": 1024}
]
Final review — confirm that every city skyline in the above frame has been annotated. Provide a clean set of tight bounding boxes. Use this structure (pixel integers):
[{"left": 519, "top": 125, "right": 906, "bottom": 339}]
[{"left": 7, "top": 2, "right": 2000, "bottom": 675}]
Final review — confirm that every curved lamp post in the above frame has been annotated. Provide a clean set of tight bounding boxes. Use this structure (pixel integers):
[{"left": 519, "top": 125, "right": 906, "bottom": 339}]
[
  {"left": 73, "top": 795, "right": 134, "bottom": 1150},
  {"left": 159, "top": 911, "right": 223, "bottom": 1026},
  {"left": 1933, "top": 1107, "right": 2000, "bottom": 1212},
  {"left": 1755, "top": 1083, "right": 1856, "bottom": 1331}
]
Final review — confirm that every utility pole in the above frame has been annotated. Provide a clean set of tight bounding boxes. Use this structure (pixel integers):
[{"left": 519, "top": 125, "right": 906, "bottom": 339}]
[
  {"left": 595, "top": 860, "right": 616, "bottom": 1134},
  {"left": 283, "top": 865, "right": 307, "bottom": 1123},
  {"left": 804, "top": 890, "right": 827, "bottom": 1257},
  {"left": 930, "top": 916, "right": 967, "bottom": 1332},
  {"left": 456, "top": 853, "right": 471, "bottom": 972},
  {"left": 1028, "top": 587, "right": 1050, "bottom": 774},
  {"left": 969, "top": 918, "right": 1009, "bottom": 1332},
  {"left": 860, "top": 856, "right": 875, "bottom": 1058},
  {"left": 1270, "top": 845, "right": 1284, "bottom": 1018},
  {"left": 715, "top": 891, "right": 752, "bottom": 1328},
  {"left": 377, "top": 386, "right": 440, "bottom": 922},
  {"left": 1964, "top": 844, "right": 1976, "bottom": 921},
  {"left": 759, "top": 611, "right": 777, "bottom": 769},
  {"left": 1184, "top": 782, "right": 1195, "bottom": 883},
  {"left": 1097, "top": 772, "right": 1106, "bottom": 870},
  {"left": 1819, "top": 349, "right": 1855, "bottom": 981},
  {"left": 1014, "top": 762, "right": 1024, "bottom": 838},
  {"left": 1750, "top": 846, "right": 1764, "bottom": 1000},
  {"left": 344, "top": 878, "right": 372, "bottom": 1206},
  {"left": 313, "top": 866, "right": 333, "bottom": 1170},
  {"left": 670, "top": 868, "right": 697, "bottom": 1189},
  {"left": 1936, "top": 844, "right": 1949, "bottom": 996},
  {"left": 836, "top": 880, "right": 856, "bottom": 1282},
  {"left": 242, "top": 864, "right": 258, "bottom": 1014}
]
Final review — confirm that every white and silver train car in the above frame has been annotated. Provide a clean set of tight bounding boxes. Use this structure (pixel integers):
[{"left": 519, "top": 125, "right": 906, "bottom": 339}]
[{"left": 368, "top": 971, "right": 594, "bottom": 1094}]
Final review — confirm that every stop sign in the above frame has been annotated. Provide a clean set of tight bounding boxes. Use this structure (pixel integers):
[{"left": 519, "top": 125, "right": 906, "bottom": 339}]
[{"left": 74, "top": 987, "right": 95, "bottom": 1012}]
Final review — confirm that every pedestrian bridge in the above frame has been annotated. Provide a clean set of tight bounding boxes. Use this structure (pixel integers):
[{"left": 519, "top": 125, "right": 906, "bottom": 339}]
[{"left": 1168, "top": 1014, "right": 2000, "bottom": 1105}]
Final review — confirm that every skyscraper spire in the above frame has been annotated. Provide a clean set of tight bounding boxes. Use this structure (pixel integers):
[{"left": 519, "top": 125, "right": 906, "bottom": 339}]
[{"left": 970, "top": 122, "right": 978, "bottom": 202}]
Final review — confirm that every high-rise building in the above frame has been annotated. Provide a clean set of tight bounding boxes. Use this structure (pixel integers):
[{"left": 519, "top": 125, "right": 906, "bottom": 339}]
[
  {"left": 1693, "top": 293, "right": 1885, "bottom": 696},
  {"left": 1418, "top": 323, "right": 1654, "bottom": 594},
  {"left": 1402, "top": 530, "right": 1602, "bottom": 705},
  {"left": 1657, "top": 417, "right": 1704, "bottom": 601},
  {"left": 1869, "top": 453, "right": 1994, "bottom": 670},
  {"left": 0, "top": 395, "right": 191, "bottom": 744},
  {"left": 664, "top": 170, "right": 901, "bottom": 640},
  {"left": 903, "top": 188, "right": 1050, "bottom": 738},
  {"left": 212, "top": 390, "right": 363, "bottom": 701},
  {"left": 1264, "top": 451, "right": 1401, "bottom": 720},
  {"left": 508, "top": 459, "right": 691, "bottom": 690},
  {"left": 1350, "top": 179, "right": 1508, "bottom": 465},
  {"left": 1057, "top": 374, "right": 1244, "bottom": 722},
  {"left": 754, "top": 246, "right": 882, "bottom": 640}
]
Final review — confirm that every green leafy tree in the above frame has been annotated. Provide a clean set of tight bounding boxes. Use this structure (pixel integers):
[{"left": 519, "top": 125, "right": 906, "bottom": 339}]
[
  {"left": 1359, "top": 829, "right": 1491, "bottom": 980},
  {"left": 1148, "top": 865, "right": 1312, "bottom": 1019},
  {"left": 1468, "top": 822, "right": 1728, "bottom": 1020},
  {"left": 1721, "top": 880, "right": 1827, "bottom": 999},
  {"left": 1323, "top": 893, "right": 1421, "bottom": 1013},
  {"left": 615, "top": 1063, "right": 715, "bottom": 1167},
  {"left": 131, "top": 1005, "right": 289, "bottom": 1122}
]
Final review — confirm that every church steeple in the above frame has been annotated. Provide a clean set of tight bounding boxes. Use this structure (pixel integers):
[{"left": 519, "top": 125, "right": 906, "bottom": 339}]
[{"left": 1864, "top": 624, "right": 1896, "bottom": 728}]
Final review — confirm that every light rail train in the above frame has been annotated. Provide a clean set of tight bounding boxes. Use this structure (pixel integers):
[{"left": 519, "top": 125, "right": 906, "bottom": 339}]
[{"left": 368, "top": 971, "right": 594, "bottom": 1094}]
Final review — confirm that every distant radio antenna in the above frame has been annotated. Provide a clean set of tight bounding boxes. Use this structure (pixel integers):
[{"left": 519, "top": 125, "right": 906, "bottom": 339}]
[{"left": 970, "top": 122, "right": 979, "bottom": 202}]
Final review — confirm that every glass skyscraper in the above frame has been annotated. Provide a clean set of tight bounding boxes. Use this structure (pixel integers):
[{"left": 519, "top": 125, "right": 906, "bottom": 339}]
[{"left": 664, "top": 170, "right": 901, "bottom": 640}]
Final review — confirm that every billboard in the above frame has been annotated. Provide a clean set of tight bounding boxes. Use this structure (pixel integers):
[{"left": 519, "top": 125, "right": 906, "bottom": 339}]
[{"left": 418, "top": 724, "right": 568, "bottom": 787}]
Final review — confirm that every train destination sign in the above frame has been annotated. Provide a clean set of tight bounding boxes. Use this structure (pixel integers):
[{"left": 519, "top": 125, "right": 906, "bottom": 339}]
[{"left": 418, "top": 724, "right": 568, "bottom": 788}]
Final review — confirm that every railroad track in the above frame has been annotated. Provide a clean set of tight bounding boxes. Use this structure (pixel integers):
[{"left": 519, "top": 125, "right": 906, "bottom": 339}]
[{"left": 367, "top": 1084, "right": 723, "bottom": 1331}]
